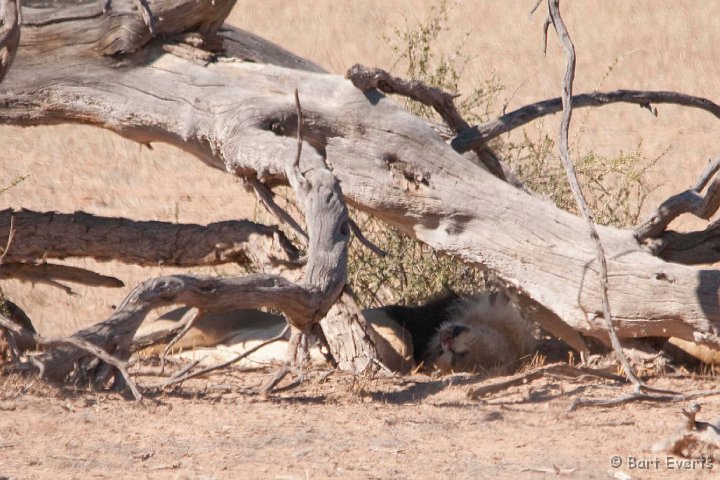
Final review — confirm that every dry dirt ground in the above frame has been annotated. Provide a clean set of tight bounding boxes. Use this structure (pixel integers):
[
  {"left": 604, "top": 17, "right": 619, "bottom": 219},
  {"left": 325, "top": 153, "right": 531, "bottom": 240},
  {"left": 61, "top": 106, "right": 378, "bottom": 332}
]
[
  {"left": 1, "top": 366, "right": 720, "bottom": 479},
  {"left": 3, "top": 1, "right": 720, "bottom": 479}
]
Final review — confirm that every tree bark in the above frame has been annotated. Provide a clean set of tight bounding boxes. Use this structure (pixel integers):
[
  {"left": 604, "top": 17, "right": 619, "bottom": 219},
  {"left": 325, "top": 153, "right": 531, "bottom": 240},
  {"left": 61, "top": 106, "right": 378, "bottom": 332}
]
[
  {"left": 0, "top": 209, "right": 300, "bottom": 271},
  {"left": 0, "top": 0, "right": 19, "bottom": 82},
  {"left": 2, "top": 1, "right": 720, "bottom": 357}
]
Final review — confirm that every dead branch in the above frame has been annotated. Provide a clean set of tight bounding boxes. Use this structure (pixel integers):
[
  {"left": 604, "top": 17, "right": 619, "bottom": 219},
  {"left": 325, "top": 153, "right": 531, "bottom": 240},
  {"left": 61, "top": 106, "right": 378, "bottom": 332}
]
[
  {"left": 0, "top": 313, "right": 142, "bottom": 400},
  {"left": 319, "top": 289, "right": 379, "bottom": 373},
  {"left": 26, "top": 91, "right": 377, "bottom": 388},
  {"left": 346, "top": 63, "right": 507, "bottom": 180},
  {"left": 22, "top": 0, "right": 235, "bottom": 56},
  {"left": 260, "top": 363, "right": 294, "bottom": 394},
  {"left": 349, "top": 218, "right": 387, "bottom": 258},
  {"left": 636, "top": 157, "right": 720, "bottom": 242},
  {"left": 451, "top": 90, "right": 720, "bottom": 153},
  {"left": 546, "top": 0, "right": 642, "bottom": 387},
  {"left": 0, "top": 209, "right": 299, "bottom": 271},
  {"left": 0, "top": 262, "right": 124, "bottom": 291},
  {"left": 0, "top": 0, "right": 19, "bottom": 83},
  {"left": 32, "top": 273, "right": 320, "bottom": 384},
  {"left": 570, "top": 385, "right": 720, "bottom": 411},
  {"left": 467, "top": 362, "right": 627, "bottom": 400},
  {"left": 633, "top": 157, "right": 720, "bottom": 264},
  {"left": 247, "top": 177, "right": 309, "bottom": 242}
]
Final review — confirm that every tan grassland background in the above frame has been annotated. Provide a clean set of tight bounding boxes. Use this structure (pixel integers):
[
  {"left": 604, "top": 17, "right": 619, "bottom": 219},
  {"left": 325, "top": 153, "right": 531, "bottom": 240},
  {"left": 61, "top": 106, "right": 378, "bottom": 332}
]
[{"left": 2, "top": 0, "right": 719, "bottom": 335}]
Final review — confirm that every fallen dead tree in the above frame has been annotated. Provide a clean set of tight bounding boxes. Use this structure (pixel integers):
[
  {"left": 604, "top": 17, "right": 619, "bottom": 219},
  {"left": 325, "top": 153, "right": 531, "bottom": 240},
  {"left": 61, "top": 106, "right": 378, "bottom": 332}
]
[{"left": 2, "top": 0, "right": 720, "bottom": 393}]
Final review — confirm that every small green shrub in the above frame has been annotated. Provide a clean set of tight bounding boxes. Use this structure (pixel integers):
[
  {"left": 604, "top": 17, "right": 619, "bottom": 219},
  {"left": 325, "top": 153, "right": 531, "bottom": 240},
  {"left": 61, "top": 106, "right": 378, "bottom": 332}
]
[{"left": 504, "top": 130, "right": 660, "bottom": 228}]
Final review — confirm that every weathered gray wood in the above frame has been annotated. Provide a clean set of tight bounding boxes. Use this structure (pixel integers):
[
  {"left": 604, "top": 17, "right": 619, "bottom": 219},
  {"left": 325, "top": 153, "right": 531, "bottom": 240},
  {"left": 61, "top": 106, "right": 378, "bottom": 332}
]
[
  {"left": 0, "top": 0, "right": 19, "bottom": 82},
  {"left": 635, "top": 158, "right": 720, "bottom": 246},
  {"left": 2, "top": 2, "right": 720, "bottom": 357},
  {"left": 320, "top": 290, "right": 379, "bottom": 373},
  {"left": 0, "top": 209, "right": 300, "bottom": 271},
  {"left": 34, "top": 274, "right": 314, "bottom": 380}
]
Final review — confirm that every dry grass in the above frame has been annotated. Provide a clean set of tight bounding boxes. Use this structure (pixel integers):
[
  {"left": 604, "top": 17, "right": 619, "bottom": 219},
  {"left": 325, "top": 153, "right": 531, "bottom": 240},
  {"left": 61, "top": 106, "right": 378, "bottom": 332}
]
[{"left": 2, "top": 1, "right": 719, "bottom": 335}]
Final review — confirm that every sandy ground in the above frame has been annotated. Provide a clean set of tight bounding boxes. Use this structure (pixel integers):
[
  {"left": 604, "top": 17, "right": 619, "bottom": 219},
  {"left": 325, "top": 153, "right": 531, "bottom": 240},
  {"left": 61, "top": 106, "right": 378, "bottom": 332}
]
[
  {"left": 3, "top": 2, "right": 720, "bottom": 479},
  {"left": 1, "top": 366, "right": 719, "bottom": 480}
]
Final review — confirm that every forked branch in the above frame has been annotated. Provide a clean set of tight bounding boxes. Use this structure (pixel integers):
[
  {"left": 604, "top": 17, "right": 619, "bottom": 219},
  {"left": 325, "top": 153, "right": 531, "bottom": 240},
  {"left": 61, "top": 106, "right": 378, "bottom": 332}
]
[
  {"left": 346, "top": 64, "right": 507, "bottom": 180},
  {"left": 635, "top": 157, "right": 720, "bottom": 242}
]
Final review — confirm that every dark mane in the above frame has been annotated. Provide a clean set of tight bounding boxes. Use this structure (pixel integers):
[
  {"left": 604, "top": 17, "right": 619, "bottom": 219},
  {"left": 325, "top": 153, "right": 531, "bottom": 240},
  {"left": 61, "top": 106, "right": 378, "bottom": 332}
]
[{"left": 379, "top": 291, "right": 460, "bottom": 362}]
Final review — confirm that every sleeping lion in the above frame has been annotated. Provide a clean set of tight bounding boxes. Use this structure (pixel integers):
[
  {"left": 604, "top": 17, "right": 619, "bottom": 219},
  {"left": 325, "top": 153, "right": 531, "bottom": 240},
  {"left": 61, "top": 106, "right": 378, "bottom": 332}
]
[{"left": 134, "top": 290, "right": 535, "bottom": 375}]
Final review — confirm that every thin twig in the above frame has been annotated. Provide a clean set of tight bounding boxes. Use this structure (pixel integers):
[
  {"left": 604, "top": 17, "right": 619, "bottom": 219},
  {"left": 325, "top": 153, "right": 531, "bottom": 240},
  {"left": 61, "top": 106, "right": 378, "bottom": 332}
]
[
  {"left": 287, "top": 88, "right": 311, "bottom": 191},
  {"left": 546, "top": 0, "right": 643, "bottom": 387},
  {"left": 294, "top": 89, "right": 303, "bottom": 170},
  {"left": 160, "top": 307, "right": 201, "bottom": 372},
  {"left": 349, "top": 218, "right": 386, "bottom": 258},
  {"left": 154, "top": 325, "right": 290, "bottom": 389},
  {"left": 0, "top": 314, "right": 142, "bottom": 400},
  {"left": 528, "top": 0, "right": 543, "bottom": 18},
  {"left": 0, "top": 214, "right": 14, "bottom": 264},
  {"left": 248, "top": 177, "right": 309, "bottom": 241},
  {"left": 467, "top": 362, "right": 626, "bottom": 400},
  {"left": 570, "top": 385, "right": 720, "bottom": 411}
]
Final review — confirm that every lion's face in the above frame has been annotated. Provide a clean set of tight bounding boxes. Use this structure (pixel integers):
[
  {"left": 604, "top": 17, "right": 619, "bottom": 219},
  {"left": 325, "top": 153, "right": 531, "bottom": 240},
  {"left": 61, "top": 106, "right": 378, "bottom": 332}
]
[{"left": 425, "top": 319, "right": 518, "bottom": 374}]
